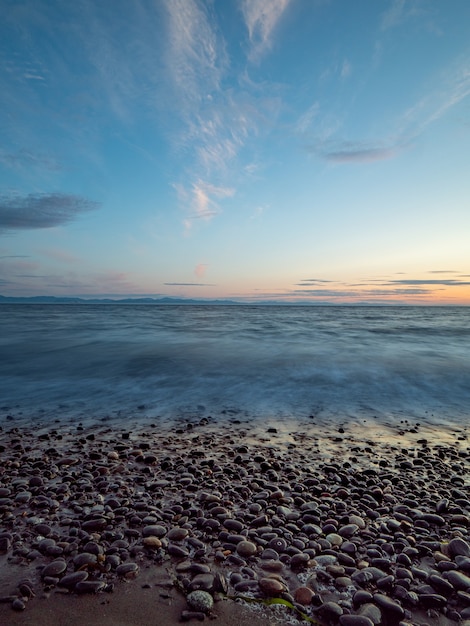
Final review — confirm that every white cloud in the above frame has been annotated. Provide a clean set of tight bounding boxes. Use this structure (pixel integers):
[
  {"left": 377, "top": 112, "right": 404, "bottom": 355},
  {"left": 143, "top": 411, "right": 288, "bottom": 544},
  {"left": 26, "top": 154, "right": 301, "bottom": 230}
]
[
  {"left": 340, "top": 59, "right": 352, "bottom": 79},
  {"left": 175, "top": 181, "right": 234, "bottom": 232},
  {"left": 381, "top": 0, "right": 407, "bottom": 31},
  {"left": 164, "top": 0, "right": 226, "bottom": 106},
  {"left": 241, "top": 0, "right": 293, "bottom": 61},
  {"left": 296, "top": 102, "right": 320, "bottom": 134},
  {"left": 398, "top": 58, "right": 470, "bottom": 135}
]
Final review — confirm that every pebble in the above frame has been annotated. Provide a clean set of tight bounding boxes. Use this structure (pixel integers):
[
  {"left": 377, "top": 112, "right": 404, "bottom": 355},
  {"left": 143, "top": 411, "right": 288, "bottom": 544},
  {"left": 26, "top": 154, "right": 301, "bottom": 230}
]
[
  {"left": 58, "top": 571, "right": 89, "bottom": 589},
  {"left": 41, "top": 559, "right": 67, "bottom": 578},
  {"left": 357, "top": 602, "right": 382, "bottom": 624},
  {"left": 447, "top": 538, "right": 470, "bottom": 558},
  {"left": 236, "top": 540, "right": 257, "bottom": 557},
  {"left": 339, "top": 524, "right": 359, "bottom": 538},
  {"left": 258, "top": 577, "right": 286, "bottom": 596},
  {"left": 142, "top": 525, "right": 167, "bottom": 538},
  {"left": 75, "top": 580, "right": 107, "bottom": 594},
  {"left": 167, "top": 527, "right": 189, "bottom": 541},
  {"left": 373, "top": 593, "right": 405, "bottom": 621},
  {"left": 339, "top": 616, "right": 375, "bottom": 626},
  {"left": 142, "top": 536, "right": 162, "bottom": 549},
  {"left": 445, "top": 570, "right": 470, "bottom": 591},
  {"left": 294, "top": 586, "right": 314, "bottom": 605},
  {"left": 186, "top": 590, "right": 214, "bottom": 613},
  {"left": 11, "top": 598, "right": 26, "bottom": 611},
  {"left": 317, "top": 601, "right": 343, "bottom": 621},
  {"left": 116, "top": 563, "right": 139, "bottom": 579}
]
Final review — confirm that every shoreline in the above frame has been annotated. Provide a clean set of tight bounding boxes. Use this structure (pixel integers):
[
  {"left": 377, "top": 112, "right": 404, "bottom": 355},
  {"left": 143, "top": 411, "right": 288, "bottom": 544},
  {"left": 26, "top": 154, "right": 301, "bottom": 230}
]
[{"left": 0, "top": 416, "right": 469, "bottom": 625}]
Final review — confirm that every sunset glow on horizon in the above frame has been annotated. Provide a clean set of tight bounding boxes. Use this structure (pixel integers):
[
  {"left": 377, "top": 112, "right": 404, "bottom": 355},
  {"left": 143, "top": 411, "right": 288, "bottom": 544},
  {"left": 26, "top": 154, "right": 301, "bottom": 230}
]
[{"left": 1, "top": 1, "right": 469, "bottom": 305}]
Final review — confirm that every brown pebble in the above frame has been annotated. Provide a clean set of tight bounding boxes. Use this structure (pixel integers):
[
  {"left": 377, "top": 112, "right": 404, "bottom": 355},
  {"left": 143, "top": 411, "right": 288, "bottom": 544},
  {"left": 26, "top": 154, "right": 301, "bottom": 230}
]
[
  {"left": 294, "top": 586, "right": 314, "bottom": 605},
  {"left": 258, "top": 577, "right": 286, "bottom": 596}
]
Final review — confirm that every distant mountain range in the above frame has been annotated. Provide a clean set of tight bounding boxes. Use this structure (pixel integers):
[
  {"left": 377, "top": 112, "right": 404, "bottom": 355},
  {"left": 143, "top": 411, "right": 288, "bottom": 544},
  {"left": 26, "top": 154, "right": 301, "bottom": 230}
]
[
  {"left": 0, "top": 294, "right": 243, "bottom": 305},
  {"left": 0, "top": 295, "right": 453, "bottom": 306}
]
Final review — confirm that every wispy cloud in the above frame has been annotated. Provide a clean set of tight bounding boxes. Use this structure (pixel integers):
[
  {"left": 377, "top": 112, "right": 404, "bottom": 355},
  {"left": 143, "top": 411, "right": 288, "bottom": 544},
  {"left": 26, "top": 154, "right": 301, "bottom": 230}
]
[
  {"left": 163, "top": 0, "right": 251, "bottom": 229},
  {"left": 340, "top": 59, "right": 352, "bottom": 79},
  {"left": 380, "top": 0, "right": 407, "bottom": 31},
  {"left": 0, "top": 192, "right": 99, "bottom": 233},
  {"left": 322, "top": 145, "right": 399, "bottom": 163},
  {"left": 176, "top": 181, "right": 235, "bottom": 231},
  {"left": 164, "top": 0, "right": 225, "bottom": 106},
  {"left": 296, "top": 102, "right": 320, "bottom": 134},
  {"left": 387, "top": 279, "right": 470, "bottom": 286},
  {"left": 241, "top": 0, "right": 292, "bottom": 61},
  {"left": 398, "top": 58, "right": 470, "bottom": 135},
  {"left": 194, "top": 263, "right": 208, "bottom": 278},
  {"left": 293, "top": 287, "right": 430, "bottom": 297},
  {"left": 309, "top": 138, "right": 401, "bottom": 163},
  {"left": 312, "top": 54, "right": 470, "bottom": 165},
  {"left": 164, "top": 282, "right": 216, "bottom": 287},
  {"left": 0, "top": 255, "right": 30, "bottom": 259},
  {"left": 0, "top": 149, "right": 61, "bottom": 172},
  {"left": 380, "top": 0, "right": 433, "bottom": 33}
]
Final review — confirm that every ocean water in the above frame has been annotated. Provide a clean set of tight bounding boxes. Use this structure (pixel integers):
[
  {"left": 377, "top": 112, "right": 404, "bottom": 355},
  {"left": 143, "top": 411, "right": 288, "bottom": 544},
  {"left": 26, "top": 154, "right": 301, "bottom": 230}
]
[{"left": 0, "top": 304, "right": 469, "bottom": 427}]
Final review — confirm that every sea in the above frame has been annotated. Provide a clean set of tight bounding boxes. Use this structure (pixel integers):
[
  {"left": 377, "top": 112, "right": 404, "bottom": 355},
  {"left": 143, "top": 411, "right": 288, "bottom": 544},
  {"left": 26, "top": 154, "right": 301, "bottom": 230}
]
[{"left": 0, "top": 304, "right": 469, "bottom": 428}]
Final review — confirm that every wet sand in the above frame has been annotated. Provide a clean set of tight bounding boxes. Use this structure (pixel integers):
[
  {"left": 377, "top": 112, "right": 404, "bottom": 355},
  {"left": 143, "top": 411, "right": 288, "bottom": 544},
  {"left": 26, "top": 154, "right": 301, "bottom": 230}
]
[{"left": 0, "top": 414, "right": 469, "bottom": 625}]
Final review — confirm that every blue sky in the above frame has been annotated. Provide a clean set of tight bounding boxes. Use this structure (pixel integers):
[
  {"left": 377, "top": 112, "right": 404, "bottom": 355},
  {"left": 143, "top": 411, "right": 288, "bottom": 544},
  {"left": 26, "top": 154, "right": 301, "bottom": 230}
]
[{"left": 1, "top": 0, "right": 470, "bottom": 303}]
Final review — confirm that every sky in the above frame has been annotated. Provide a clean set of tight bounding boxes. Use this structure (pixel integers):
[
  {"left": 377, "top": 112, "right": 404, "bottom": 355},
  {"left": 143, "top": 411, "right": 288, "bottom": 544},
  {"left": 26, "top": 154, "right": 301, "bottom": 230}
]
[{"left": 1, "top": 0, "right": 470, "bottom": 304}]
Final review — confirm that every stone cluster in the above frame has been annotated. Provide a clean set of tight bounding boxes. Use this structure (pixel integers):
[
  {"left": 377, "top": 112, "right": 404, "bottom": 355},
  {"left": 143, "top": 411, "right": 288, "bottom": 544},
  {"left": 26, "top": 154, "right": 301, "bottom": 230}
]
[{"left": 0, "top": 418, "right": 469, "bottom": 625}]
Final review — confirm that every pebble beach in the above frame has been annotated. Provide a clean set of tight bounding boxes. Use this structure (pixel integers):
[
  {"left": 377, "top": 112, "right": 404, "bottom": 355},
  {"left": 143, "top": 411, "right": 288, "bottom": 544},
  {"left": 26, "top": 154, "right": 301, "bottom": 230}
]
[{"left": 0, "top": 413, "right": 469, "bottom": 626}]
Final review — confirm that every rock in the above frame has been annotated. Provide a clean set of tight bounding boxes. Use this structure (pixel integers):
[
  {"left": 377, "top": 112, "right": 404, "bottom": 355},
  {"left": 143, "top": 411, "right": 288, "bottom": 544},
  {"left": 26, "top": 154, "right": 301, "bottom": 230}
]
[
  {"left": 73, "top": 553, "right": 98, "bottom": 569},
  {"left": 352, "top": 568, "right": 386, "bottom": 586},
  {"left": 167, "top": 527, "right": 189, "bottom": 541},
  {"left": 339, "top": 616, "right": 374, "bottom": 626},
  {"left": 11, "top": 598, "right": 26, "bottom": 611},
  {"left": 373, "top": 594, "right": 404, "bottom": 622},
  {"left": 258, "top": 577, "right": 286, "bottom": 596},
  {"left": 269, "top": 537, "right": 287, "bottom": 553},
  {"left": 349, "top": 514, "right": 366, "bottom": 529},
  {"left": 41, "top": 559, "right": 67, "bottom": 578},
  {"left": 353, "top": 590, "right": 374, "bottom": 607},
  {"left": 189, "top": 574, "right": 215, "bottom": 592},
  {"left": 418, "top": 594, "right": 447, "bottom": 609},
  {"left": 0, "top": 537, "right": 11, "bottom": 553},
  {"left": 187, "top": 590, "right": 214, "bottom": 613},
  {"left": 290, "top": 552, "right": 310, "bottom": 570},
  {"left": 142, "top": 525, "right": 166, "bottom": 538},
  {"left": 143, "top": 536, "right": 162, "bottom": 549},
  {"left": 338, "top": 524, "right": 359, "bottom": 538},
  {"left": 445, "top": 570, "right": 470, "bottom": 591},
  {"left": 58, "top": 571, "right": 89, "bottom": 589},
  {"left": 426, "top": 512, "right": 448, "bottom": 526},
  {"left": 236, "top": 540, "right": 257, "bottom": 557},
  {"left": 357, "top": 603, "right": 382, "bottom": 624},
  {"left": 447, "top": 538, "right": 470, "bottom": 558},
  {"left": 317, "top": 601, "right": 343, "bottom": 621},
  {"left": 116, "top": 563, "right": 139, "bottom": 579},
  {"left": 294, "top": 586, "right": 314, "bottom": 605},
  {"left": 181, "top": 611, "right": 205, "bottom": 622},
  {"left": 259, "top": 559, "right": 284, "bottom": 572},
  {"left": 428, "top": 573, "right": 454, "bottom": 595},
  {"left": 75, "top": 581, "right": 106, "bottom": 594},
  {"left": 168, "top": 544, "right": 189, "bottom": 558},
  {"left": 82, "top": 517, "right": 108, "bottom": 531},
  {"left": 326, "top": 533, "right": 343, "bottom": 546}
]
